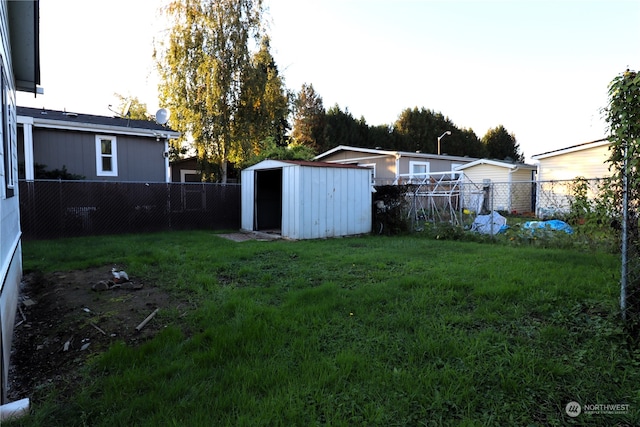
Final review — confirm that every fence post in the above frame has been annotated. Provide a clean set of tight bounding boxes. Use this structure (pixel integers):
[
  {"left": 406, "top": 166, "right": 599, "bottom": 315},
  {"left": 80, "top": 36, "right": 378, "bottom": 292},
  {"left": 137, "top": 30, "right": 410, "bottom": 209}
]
[
  {"left": 411, "top": 187, "right": 426, "bottom": 232},
  {"left": 621, "top": 139, "right": 629, "bottom": 321},
  {"left": 166, "top": 182, "right": 172, "bottom": 230},
  {"left": 490, "top": 183, "right": 495, "bottom": 236}
]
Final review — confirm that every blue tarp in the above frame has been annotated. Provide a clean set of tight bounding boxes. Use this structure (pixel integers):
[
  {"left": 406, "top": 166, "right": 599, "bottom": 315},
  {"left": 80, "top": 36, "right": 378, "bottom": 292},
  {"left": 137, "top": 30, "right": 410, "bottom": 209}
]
[{"left": 522, "top": 220, "right": 573, "bottom": 234}]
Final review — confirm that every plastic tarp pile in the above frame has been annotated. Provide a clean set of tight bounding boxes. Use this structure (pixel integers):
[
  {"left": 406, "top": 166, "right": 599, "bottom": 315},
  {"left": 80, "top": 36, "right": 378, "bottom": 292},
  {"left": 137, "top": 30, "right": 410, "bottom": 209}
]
[
  {"left": 471, "top": 211, "right": 507, "bottom": 235},
  {"left": 522, "top": 220, "right": 573, "bottom": 234},
  {"left": 470, "top": 213, "right": 574, "bottom": 236}
]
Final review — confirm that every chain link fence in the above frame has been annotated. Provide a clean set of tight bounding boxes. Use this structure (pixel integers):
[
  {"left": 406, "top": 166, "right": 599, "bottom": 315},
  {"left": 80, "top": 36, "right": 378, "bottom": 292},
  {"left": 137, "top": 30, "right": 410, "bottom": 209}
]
[
  {"left": 622, "top": 205, "right": 640, "bottom": 335},
  {"left": 18, "top": 180, "right": 241, "bottom": 240},
  {"left": 402, "top": 178, "right": 607, "bottom": 227},
  {"left": 621, "top": 167, "right": 640, "bottom": 338}
]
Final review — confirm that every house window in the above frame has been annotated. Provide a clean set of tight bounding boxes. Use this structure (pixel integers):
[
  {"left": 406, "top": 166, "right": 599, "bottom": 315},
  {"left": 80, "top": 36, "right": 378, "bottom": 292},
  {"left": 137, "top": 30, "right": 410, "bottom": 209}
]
[
  {"left": 95, "top": 135, "right": 118, "bottom": 176},
  {"left": 409, "top": 161, "right": 430, "bottom": 182}
]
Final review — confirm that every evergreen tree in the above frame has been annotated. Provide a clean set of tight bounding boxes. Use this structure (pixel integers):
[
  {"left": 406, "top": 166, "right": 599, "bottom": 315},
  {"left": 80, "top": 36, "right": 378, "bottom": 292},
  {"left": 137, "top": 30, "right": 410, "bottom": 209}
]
[
  {"left": 368, "top": 124, "right": 398, "bottom": 150},
  {"left": 292, "top": 83, "right": 326, "bottom": 153},
  {"left": 393, "top": 107, "right": 484, "bottom": 156},
  {"left": 481, "top": 125, "right": 524, "bottom": 162},
  {"left": 322, "top": 105, "right": 369, "bottom": 152}
]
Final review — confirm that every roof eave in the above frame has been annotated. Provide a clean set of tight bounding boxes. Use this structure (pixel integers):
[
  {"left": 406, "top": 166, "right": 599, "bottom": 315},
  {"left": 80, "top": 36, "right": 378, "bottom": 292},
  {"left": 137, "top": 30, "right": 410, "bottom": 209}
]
[
  {"left": 531, "top": 139, "right": 609, "bottom": 160},
  {"left": 8, "top": 0, "right": 41, "bottom": 94},
  {"left": 314, "top": 145, "right": 398, "bottom": 159},
  {"left": 17, "top": 115, "right": 181, "bottom": 139},
  {"left": 456, "top": 158, "right": 536, "bottom": 170},
  {"left": 315, "top": 145, "right": 479, "bottom": 162}
]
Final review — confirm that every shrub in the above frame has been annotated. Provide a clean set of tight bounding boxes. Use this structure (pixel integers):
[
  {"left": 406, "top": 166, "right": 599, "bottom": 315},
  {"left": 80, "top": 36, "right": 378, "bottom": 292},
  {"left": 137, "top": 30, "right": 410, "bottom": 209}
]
[{"left": 372, "top": 185, "right": 411, "bottom": 235}]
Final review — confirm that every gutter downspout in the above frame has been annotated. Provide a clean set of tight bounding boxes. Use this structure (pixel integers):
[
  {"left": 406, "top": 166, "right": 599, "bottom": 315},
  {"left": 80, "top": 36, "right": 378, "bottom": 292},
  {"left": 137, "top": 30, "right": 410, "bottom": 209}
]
[
  {"left": 164, "top": 138, "right": 170, "bottom": 183},
  {"left": 507, "top": 166, "right": 519, "bottom": 213},
  {"left": 535, "top": 162, "right": 541, "bottom": 217}
]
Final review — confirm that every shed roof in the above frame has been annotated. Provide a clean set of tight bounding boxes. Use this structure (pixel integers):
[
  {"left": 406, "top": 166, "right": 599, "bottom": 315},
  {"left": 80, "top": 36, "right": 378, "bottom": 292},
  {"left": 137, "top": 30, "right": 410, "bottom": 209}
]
[
  {"left": 279, "top": 160, "right": 370, "bottom": 168},
  {"left": 17, "top": 106, "right": 180, "bottom": 139},
  {"left": 455, "top": 158, "right": 536, "bottom": 171},
  {"left": 244, "top": 159, "right": 371, "bottom": 171}
]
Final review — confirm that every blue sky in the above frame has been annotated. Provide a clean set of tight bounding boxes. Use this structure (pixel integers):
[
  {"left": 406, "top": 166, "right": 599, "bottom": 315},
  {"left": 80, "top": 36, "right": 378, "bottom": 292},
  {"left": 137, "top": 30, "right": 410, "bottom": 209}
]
[{"left": 17, "top": 0, "right": 640, "bottom": 161}]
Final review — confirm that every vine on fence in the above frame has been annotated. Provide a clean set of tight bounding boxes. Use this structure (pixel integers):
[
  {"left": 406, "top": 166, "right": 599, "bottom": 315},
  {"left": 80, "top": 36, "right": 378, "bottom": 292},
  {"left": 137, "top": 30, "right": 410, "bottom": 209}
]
[
  {"left": 567, "top": 177, "right": 593, "bottom": 225},
  {"left": 604, "top": 69, "right": 640, "bottom": 339}
]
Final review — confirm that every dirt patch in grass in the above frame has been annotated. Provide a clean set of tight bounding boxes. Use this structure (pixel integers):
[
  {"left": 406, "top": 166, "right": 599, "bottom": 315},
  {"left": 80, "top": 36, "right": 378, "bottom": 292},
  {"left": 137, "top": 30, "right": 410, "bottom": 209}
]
[
  {"left": 6, "top": 266, "right": 186, "bottom": 402},
  {"left": 217, "top": 231, "right": 281, "bottom": 242}
]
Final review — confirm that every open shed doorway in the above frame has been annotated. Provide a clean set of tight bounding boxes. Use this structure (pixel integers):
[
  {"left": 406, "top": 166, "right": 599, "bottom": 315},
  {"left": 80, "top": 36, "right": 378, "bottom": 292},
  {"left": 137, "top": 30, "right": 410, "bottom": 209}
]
[{"left": 254, "top": 168, "right": 282, "bottom": 232}]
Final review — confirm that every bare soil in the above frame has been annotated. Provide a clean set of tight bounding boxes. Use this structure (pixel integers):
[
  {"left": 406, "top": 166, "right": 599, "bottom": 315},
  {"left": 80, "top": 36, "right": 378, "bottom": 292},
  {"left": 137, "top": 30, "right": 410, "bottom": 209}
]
[{"left": 6, "top": 266, "right": 184, "bottom": 402}]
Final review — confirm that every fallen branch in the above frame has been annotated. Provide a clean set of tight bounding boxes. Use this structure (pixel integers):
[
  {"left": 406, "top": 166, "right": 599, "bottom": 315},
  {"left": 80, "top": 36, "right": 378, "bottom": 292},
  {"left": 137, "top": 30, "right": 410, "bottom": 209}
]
[
  {"left": 90, "top": 323, "right": 106, "bottom": 335},
  {"left": 135, "top": 308, "right": 159, "bottom": 332},
  {"left": 14, "top": 306, "right": 27, "bottom": 327}
]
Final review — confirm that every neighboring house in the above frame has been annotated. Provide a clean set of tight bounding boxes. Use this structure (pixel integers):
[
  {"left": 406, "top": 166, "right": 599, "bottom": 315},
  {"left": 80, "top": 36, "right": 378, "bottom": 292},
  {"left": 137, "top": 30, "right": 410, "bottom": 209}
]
[
  {"left": 531, "top": 139, "right": 610, "bottom": 218},
  {"left": 241, "top": 160, "right": 372, "bottom": 239},
  {"left": 455, "top": 159, "right": 537, "bottom": 214},
  {"left": 170, "top": 156, "right": 200, "bottom": 183},
  {"left": 1, "top": 0, "right": 40, "bottom": 409},
  {"left": 314, "top": 145, "right": 478, "bottom": 185},
  {"left": 17, "top": 107, "right": 180, "bottom": 183},
  {"left": 169, "top": 156, "right": 240, "bottom": 183},
  {"left": 531, "top": 139, "right": 610, "bottom": 181}
]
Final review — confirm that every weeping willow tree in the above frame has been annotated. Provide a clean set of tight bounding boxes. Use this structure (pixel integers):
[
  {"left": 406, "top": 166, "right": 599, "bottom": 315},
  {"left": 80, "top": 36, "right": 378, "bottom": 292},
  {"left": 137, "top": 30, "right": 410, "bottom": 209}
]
[{"left": 155, "top": 0, "right": 264, "bottom": 182}]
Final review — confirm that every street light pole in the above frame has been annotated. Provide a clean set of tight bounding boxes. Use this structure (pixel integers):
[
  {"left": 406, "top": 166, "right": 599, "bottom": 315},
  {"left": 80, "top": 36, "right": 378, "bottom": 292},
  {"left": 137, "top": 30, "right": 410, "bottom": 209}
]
[{"left": 437, "top": 131, "right": 452, "bottom": 156}]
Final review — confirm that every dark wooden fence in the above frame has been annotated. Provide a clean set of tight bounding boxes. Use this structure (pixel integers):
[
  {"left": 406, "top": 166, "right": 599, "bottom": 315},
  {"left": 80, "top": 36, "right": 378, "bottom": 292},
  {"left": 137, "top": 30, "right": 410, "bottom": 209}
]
[{"left": 18, "top": 180, "right": 241, "bottom": 240}]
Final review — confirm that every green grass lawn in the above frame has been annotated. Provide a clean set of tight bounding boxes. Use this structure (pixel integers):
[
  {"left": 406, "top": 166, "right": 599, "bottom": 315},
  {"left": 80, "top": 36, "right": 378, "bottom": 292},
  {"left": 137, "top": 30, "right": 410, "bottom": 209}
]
[{"left": 10, "top": 231, "right": 640, "bottom": 426}]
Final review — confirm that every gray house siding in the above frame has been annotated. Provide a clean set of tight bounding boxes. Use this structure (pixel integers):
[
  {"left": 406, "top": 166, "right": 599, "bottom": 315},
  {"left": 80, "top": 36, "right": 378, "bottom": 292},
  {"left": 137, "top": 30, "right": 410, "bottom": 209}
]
[
  {"left": 117, "top": 135, "right": 166, "bottom": 182},
  {"left": 31, "top": 129, "right": 89, "bottom": 177}
]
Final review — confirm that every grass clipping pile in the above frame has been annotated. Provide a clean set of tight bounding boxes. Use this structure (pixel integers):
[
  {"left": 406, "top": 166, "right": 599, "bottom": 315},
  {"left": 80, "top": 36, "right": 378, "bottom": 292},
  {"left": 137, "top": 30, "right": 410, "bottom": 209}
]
[{"left": 7, "top": 266, "right": 179, "bottom": 402}]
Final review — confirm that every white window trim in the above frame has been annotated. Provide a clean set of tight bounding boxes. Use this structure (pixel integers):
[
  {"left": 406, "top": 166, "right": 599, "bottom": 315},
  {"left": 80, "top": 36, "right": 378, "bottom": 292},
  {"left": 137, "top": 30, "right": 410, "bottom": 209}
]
[
  {"left": 95, "top": 135, "right": 118, "bottom": 177},
  {"left": 409, "top": 160, "right": 430, "bottom": 181},
  {"left": 451, "top": 163, "right": 463, "bottom": 179},
  {"left": 1, "top": 58, "right": 17, "bottom": 198},
  {"left": 5, "top": 98, "right": 16, "bottom": 192}
]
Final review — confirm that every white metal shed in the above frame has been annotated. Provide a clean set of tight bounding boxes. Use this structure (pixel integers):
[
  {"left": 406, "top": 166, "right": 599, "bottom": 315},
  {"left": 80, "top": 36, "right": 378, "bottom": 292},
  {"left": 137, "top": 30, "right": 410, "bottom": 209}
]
[{"left": 241, "top": 160, "right": 373, "bottom": 239}]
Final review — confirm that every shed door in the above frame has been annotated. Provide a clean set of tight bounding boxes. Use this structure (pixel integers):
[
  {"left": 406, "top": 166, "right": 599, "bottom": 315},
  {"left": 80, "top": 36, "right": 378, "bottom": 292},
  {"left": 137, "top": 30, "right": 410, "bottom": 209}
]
[{"left": 254, "top": 168, "right": 282, "bottom": 231}]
